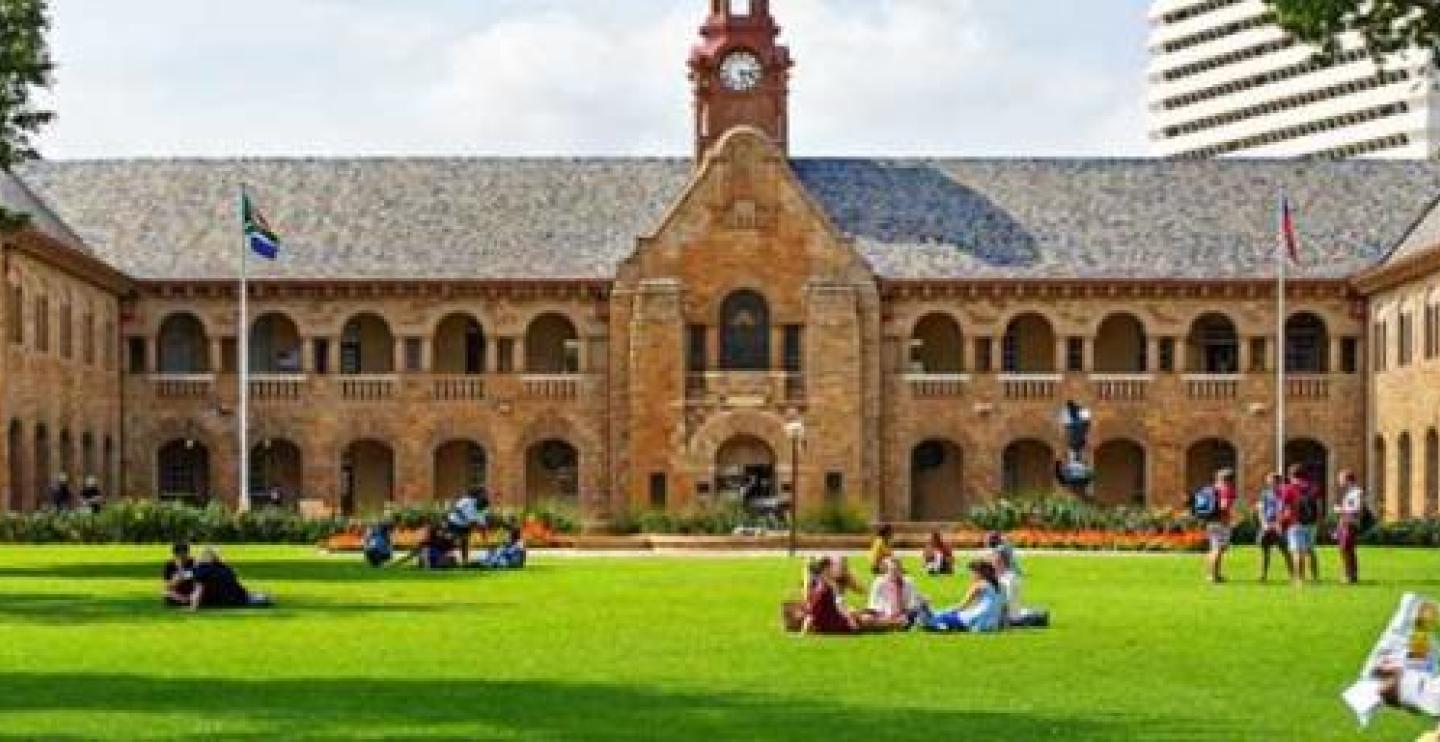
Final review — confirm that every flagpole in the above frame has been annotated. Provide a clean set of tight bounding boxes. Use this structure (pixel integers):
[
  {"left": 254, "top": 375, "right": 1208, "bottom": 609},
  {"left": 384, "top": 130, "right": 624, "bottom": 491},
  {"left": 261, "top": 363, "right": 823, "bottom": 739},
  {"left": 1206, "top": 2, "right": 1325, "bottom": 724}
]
[
  {"left": 1276, "top": 190, "right": 1287, "bottom": 479},
  {"left": 237, "top": 185, "right": 251, "bottom": 513}
]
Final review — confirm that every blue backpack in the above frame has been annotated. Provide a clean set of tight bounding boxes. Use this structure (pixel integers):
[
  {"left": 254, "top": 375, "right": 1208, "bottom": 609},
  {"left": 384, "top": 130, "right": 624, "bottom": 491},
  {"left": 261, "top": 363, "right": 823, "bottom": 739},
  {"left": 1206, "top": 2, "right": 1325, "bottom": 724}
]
[{"left": 1189, "top": 486, "right": 1220, "bottom": 522}]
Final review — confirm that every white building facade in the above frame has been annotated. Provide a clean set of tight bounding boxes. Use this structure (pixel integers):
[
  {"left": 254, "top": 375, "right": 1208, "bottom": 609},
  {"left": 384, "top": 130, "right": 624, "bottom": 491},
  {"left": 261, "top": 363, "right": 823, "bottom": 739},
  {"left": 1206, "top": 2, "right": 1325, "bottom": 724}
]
[{"left": 1148, "top": 0, "right": 1440, "bottom": 159}]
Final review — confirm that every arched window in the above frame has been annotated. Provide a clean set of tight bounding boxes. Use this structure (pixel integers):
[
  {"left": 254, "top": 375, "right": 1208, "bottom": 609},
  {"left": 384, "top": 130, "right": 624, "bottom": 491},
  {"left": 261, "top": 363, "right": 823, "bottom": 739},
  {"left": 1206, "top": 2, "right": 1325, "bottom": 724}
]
[
  {"left": 1094, "top": 313, "right": 1147, "bottom": 374},
  {"left": 1399, "top": 432, "right": 1414, "bottom": 519},
  {"left": 434, "top": 314, "right": 487, "bottom": 375},
  {"left": 526, "top": 439, "right": 579, "bottom": 504},
  {"left": 719, "top": 290, "right": 770, "bottom": 371},
  {"left": 1374, "top": 436, "right": 1387, "bottom": 516},
  {"left": 1095, "top": 439, "right": 1146, "bottom": 506},
  {"left": 910, "top": 314, "right": 964, "bottom": 374},
  {"left": 1002, "top": 313, "right": 1055, "bottom": 374},
  {"left": 340, "top": 313, "right": 394, "bottom": 375},
  {"left": 157, "top": 439, "right": 210, "bottom": 499},
  {"left": 1186, "top": 438, "right": 1237, "bottom": 493},
  {"left": 434, "top": 440, "right": 487, "bottom": 499},
  {"left": 157, "top": 313, "right": 209, "bottom": 374},
  {"left": 1187, "top": 313, "right": 1238, "bottom": 374},
  {"left": 1285, "top": 312, "right": 1329, "bottom": 373},
  {"left": 1426, "top": 429, "right": 1439, "bottom": 518},
  {"left": 911, "top": 439, "right": 965, "bottom": 519},
  {"left": 341, "top": 439, "right": 394, "bottom": 515},
  {"left": 250, "top": 313, "right": 303, "bottom": 374},
  {"left": 1001, "top": 439, "right": 1054, "bottom": 495},
  {"left": 524, "top": 313, "right": 580, "bottom": 374}
]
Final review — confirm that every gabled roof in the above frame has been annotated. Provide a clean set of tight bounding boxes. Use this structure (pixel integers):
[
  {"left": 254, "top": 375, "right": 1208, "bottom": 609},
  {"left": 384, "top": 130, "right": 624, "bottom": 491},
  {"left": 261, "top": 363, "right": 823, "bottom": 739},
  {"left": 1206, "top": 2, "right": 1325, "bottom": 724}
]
[
  {"left": 0, "top": 168, "right": 92, "bottom": 252},
  {"left": 16, "top": 157, "right": 1440, "bottom": 282}
]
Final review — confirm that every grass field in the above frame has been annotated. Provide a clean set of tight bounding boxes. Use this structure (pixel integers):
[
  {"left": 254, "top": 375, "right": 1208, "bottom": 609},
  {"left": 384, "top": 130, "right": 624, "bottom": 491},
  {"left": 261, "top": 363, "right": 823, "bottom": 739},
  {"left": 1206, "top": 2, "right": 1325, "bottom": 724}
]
[{"left": 0, "top": 546, "right": 1435, "bottom": 741}]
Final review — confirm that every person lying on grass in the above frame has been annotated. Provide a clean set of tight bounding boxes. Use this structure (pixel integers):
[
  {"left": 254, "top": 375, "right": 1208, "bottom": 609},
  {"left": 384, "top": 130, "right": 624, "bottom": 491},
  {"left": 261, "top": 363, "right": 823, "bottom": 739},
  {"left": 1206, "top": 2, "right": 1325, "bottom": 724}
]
[
  {"left": 187, "top": 548, "right": 273, "bottom": 611},
  {"left": 162, "top": 542, "right": 196, "bottom": 607},
  {"left": 987, "top": 531, "right": 1050, "bottom": 629},
  {"left": 864, "top": 556, "right": 927, "bottom": 629},
  {"left": 920, "top": 560, "right": 1005, "bottom": 633}
]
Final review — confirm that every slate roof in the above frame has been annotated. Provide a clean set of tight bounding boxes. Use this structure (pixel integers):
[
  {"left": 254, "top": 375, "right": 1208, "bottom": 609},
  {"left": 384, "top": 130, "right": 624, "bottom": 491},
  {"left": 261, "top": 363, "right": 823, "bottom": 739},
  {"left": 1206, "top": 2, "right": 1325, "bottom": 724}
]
[
  {"left": 0, "top": 168, "right": 92, "bottom": 252},
  {"left": 15, "top": 157, "right": 1440, "bottom": 281}
]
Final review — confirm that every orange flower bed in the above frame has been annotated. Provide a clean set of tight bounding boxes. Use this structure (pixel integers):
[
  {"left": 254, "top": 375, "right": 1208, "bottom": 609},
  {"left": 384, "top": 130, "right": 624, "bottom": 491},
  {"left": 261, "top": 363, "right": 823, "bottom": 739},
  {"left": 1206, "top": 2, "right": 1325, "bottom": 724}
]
[{"left": 953, "top": 528, "right": 1208, "bottom": 553}]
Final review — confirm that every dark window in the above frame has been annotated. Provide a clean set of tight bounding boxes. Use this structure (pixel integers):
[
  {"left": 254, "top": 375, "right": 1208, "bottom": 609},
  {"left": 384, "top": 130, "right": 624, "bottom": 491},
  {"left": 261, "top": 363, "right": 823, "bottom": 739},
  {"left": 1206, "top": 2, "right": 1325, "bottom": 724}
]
[
  {"left": 1341, "top": 337, "right": 1359, "bottom": 374},
  {"left": 313, "top": 338, "right": 330, "bottom": 375},
  {"left": 1065, "top": 338, "right": 1084, "bottom": 373},
  {"left": 1249, "top": 337, "right": 1267, "bottom": 373},
  {"left": 404, "top": 337, "right": 423, "bottom": 372},
  {"left": 973, "top": 338, "right": 993, "bottom": 373},
  {"left": 1400, "top": 312, "right": 1414, "bottom": 366},
  {"left": 686, "top": 325, "right": 707, "bottom": 373},
  {"left": 649, "top": 473, "right": 667, "bottom": 509},
  {"left": 1373, "top": 321, "right": 1386, "bottom": 372},
  {"left": 719, "top": 290, "right": 770, "bottom": 370},
  {"left": 127, "top": 337, "right": 147, "bottom": 374},
  {"left": 825, "top": 472, "right": 843, "bottom": 503},
  {"left": 7, "top": 284, "right": 21, "bottom": 345},
  {"left": 783, "top": 324, "right": 802, "bottom": 373},
  {"left": 221, "top": 337, "right": 237, "bottom": 373},
  {"left": 1159, "top": 338, "right": 1175, "bottom": 372},
  {"left": 496, "top": 338, "right": 515, "bottom": 373}
]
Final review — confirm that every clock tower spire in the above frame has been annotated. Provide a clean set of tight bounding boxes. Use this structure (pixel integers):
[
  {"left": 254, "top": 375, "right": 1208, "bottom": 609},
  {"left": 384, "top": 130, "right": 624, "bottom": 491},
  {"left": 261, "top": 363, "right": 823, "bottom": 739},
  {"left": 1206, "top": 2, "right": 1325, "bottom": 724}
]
[{"left": 689, "top": 0, "right": 792, "bottom": 161}]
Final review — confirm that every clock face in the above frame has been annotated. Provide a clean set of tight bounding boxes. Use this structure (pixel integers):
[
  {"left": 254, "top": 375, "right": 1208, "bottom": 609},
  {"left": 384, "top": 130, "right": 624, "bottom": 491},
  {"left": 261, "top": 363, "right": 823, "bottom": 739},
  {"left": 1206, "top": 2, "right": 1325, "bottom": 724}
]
[{"left": 719, "top": 50, "right": 764, "bottom": 92}]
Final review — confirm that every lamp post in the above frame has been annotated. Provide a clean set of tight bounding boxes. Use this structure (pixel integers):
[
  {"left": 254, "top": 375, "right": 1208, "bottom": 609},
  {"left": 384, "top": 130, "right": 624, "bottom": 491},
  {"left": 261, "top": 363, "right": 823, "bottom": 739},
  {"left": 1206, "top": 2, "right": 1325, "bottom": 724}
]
[{"left": 784, "top": 418, "right": 805, "bottom": 557}]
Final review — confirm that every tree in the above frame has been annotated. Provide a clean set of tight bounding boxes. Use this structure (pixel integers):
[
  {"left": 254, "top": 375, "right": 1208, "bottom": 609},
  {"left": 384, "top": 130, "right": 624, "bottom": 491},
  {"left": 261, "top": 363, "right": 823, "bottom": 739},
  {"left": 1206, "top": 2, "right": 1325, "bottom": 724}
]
[
  {"left": 1264, "top": 0, "right": 1440, "bottom": 60},
  {"left": 0, "top": 0, "right": 55, "bottom": 232}
]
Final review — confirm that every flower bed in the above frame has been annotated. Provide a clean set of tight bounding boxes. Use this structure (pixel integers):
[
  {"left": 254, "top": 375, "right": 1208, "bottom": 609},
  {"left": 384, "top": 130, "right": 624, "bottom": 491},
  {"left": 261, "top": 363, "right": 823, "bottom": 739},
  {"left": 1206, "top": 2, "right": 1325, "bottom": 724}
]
[{"left": 952, "top": 527, "right": 1209, "bottom": 552}]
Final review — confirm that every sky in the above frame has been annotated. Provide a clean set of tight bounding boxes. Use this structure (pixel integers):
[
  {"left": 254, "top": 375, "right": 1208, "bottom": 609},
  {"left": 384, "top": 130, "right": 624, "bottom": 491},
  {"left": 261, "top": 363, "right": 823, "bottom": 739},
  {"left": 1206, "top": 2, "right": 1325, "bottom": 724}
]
[{"left": 36, "top": 0, "right": 1153, "bottom": 159}]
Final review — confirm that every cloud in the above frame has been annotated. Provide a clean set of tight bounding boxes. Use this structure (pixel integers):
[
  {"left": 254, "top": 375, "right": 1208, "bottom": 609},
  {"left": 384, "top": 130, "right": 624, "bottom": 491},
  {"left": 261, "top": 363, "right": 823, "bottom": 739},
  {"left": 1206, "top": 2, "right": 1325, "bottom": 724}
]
[{"left": 37, "top": 0, "right": 1148, "bottom": 158}]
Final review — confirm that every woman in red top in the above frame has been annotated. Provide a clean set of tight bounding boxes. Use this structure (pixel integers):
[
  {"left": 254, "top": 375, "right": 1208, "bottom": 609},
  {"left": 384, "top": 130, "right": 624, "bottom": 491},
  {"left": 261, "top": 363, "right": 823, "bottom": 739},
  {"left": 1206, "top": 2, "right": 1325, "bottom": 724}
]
[{"left": 801, "top": 557, "right": 857, "bottom": 635}]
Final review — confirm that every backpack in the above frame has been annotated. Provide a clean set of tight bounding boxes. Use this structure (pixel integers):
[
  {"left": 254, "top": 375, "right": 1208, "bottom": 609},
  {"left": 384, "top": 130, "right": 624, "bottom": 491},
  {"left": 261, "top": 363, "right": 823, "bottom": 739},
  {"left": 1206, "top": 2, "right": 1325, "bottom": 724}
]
[
  {"left": 1296, "top": 493, "right": 1320, "bottom": 526},
  {"left": 1260, "top": 492, "right": 1282, "bottom": 524},
  {"left": 1189, "top": 486, "right": 1220, "bottom": 522}
]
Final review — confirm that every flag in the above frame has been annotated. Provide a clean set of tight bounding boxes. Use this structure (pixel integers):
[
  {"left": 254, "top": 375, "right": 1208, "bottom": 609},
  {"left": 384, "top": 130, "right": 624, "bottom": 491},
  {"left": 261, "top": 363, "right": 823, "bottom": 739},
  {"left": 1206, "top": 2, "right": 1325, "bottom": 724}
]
[
  {"left": 241, "top": 190, "right": 282, "bottom": 260},
  {"left": 1278, "top": 193, "right": 1300, "bottom": 264}
]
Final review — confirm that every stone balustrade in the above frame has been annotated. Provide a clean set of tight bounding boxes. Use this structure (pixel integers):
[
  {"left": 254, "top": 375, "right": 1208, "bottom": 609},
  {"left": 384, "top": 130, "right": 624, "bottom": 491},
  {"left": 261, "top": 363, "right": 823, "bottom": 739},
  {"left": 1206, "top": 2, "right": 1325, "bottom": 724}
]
[{"left": 906, "top": 373, "right": 969, "bottom": 398}]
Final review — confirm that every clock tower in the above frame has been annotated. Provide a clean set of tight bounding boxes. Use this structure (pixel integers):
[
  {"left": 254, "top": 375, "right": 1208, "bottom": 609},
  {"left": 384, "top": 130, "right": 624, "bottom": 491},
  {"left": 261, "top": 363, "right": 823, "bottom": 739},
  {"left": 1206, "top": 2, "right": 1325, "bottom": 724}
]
[{"left": 689, "top": 0, "right": 792, "bottom": 161}]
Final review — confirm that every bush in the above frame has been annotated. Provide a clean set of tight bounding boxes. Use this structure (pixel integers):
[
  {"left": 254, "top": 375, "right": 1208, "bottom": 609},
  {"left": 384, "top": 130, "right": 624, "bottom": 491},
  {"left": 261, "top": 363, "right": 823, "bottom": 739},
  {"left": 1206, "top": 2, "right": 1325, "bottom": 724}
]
[
  {"left": 0, "top": 500, "right": 348, "bottom": 545},
  {"left": 966, "top": 494, "right": 1193, "bottom": 535},
  {"left": 798, "top": 502, "right": 871, "bottom": 534}
]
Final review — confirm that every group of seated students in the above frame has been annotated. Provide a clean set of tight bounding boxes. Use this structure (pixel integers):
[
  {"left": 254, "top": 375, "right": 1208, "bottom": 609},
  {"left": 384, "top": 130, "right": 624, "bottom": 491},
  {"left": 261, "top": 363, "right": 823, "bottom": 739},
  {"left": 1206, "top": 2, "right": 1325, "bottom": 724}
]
[
  {"left": 796, "top": 529, "right": 1049, "bottom": 636},
  {"left": 361, "top": 489, "right": 526, "bottom": 571},
  {"left": 162, "top": 543, "right": 273, "bottom": 611}
]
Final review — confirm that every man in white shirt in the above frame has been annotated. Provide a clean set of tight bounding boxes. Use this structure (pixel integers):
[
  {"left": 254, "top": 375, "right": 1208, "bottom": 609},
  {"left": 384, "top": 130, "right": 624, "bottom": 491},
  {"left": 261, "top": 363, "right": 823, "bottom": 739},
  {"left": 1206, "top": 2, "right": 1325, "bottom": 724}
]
[
  {"left": 1334, "top": 470, "right": 1367, "bottom": 584},
  {"left": 444, "top": 488, "right": 490, "bottom": 566}
]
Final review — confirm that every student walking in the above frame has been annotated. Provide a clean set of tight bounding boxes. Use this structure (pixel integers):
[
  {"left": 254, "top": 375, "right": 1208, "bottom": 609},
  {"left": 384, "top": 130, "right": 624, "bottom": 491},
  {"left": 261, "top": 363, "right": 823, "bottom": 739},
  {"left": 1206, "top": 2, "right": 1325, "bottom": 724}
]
[
  {"left": 1255, "top": 472, "right": 1294, "bottom": 582},
  {"left": 1280, "top": 464, "right": 1321, "bottom": 584},
  {"left": 1192, "top": 468, "right": 1238, "bottom": 583},
  {"left": 1333, "top": 469, "right": 1368, "bottom": 584}
]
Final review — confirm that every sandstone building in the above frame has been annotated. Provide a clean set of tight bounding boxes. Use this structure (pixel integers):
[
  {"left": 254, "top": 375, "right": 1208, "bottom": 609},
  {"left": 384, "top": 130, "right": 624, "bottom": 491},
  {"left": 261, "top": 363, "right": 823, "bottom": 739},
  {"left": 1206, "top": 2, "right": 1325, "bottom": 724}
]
[{"left": 2, "top": 0, "right": 1439, "bottom": 523}]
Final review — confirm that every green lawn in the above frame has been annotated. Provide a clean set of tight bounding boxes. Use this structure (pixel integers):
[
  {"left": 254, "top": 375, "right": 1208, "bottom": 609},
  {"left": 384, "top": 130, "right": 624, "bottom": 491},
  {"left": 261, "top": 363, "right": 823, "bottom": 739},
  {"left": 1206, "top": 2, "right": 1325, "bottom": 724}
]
[{"left": 0, "top": 546, "right": 1435, "bottom": 741}]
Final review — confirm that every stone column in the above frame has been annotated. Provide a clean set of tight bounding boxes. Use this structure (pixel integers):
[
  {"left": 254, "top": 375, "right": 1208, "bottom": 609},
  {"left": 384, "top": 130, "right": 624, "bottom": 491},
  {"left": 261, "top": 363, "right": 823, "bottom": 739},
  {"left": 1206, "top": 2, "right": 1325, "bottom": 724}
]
[
  {"left": 1329, "top": 337, "right": 1344, "bottom": 375},
  {"left": 419, "top": 337, "right": 433, "bottom": 373},
  {"left": 327, "top": 337, "right": 341, "bottom": 375},
  {"left": 1054, "top": 337, "right": 1068, "bottom": 375},
  {"left": 209, "top": 337, "right": 225, "bottom": 375},
  {"left": 1237, "top": 337, "right": 1252, "bottom": 375},
  {"left": 392, "top": 337, "right": 406, "bottom": 375},
  {"left": 300, "top": 337, "right": 316, "bottom": 374},
  {"left": 1146, "top": 336, "right": 1161, "bottom": 374}
]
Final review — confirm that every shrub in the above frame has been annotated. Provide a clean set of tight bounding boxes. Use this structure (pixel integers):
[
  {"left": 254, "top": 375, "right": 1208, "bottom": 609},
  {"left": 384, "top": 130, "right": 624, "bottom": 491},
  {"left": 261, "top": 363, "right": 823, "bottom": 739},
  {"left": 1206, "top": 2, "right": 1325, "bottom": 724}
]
[
  {"left": 798, "top": 502, "right": 871, "bottom": 534},
  {"left": 0, "top": 500, "right": 348, "bottom": 545}
]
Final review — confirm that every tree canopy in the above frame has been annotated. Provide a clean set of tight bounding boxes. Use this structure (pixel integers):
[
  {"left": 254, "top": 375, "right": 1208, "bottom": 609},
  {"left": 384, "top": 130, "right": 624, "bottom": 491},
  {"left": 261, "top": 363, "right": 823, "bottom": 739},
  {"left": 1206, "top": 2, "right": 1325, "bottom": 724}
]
[
  {"left": 0, "top": 0, "right": 55, "bottom": 231},
  {"left": 1264, "top": 0, "right": 1440, "bottom": 59}
]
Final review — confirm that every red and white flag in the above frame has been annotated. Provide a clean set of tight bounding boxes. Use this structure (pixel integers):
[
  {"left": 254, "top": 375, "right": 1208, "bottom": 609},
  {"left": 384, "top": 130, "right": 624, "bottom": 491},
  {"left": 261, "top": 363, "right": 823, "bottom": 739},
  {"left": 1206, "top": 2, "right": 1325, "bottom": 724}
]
[{"left": 1278, "top": 193, "right": 1300, "bottom": 263}]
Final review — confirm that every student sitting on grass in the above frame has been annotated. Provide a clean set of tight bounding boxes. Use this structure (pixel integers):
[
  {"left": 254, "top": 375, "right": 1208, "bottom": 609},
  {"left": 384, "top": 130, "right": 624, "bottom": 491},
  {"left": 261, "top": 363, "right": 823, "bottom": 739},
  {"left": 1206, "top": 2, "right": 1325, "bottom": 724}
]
[
  {"left": 362, "top": 519, "right": 395, "bottom": 567},
  {"left": 479, "top": 524, "right": 527, "bottom": 569},
  {"left": 395, "top": 523, "right": 459, "bottom": 569},
  {"left": 162, "top": 542, "right": 197, "bottom": 607},
  {"left": 801, "top": 557, "right": 857, "bottom": 635},
  {"left": 865, "top": 556, "right": 926, "bottom": 628},
  {"left": 920, "top": 560, "right": 1005, "bottom": 633},
  {"left": 988, "top": 531, "right": 1049, "bottom": 628},
  {"left": 444, "top": 488, "right": 490, "bottom": 566},
  {"left": 189, "top": 548, "right": 273, "bottom": 610},
  {"left": 922, "top": 531, "right": 954, "bottom": 575}
]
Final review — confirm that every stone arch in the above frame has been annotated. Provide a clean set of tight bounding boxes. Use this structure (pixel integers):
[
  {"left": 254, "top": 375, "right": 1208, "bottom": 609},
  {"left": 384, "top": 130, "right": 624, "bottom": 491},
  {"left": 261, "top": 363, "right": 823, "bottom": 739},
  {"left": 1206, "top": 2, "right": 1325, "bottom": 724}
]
[
  {"left": 1001, "top": 312, "right": 1055, "bottom": 373},
  {"left": 524, "top": 439, "right": 580, "bottom": 505},
  {"left": 251, "top": 437, "right": 304, "bottom": 500},
  {"left": 434, "top": 439, "right": 488, "bottom": 501},
  {"left": 157, "top": 438, "right": 211, "bottom": 500},
  {"left": 32, "top": 423, "right": 49, "bottom": 505},
  {"left": 340, "top": 438, "right": 394, "bottom": 516},
  {"left": 433, "top": 312, "right": 487, "bottom": 375},
  {"left": 910, "top": 312, "right": 965, "bottom": 374},
  {"left": 250, "top": 312, "right": 303, "bottom": 374},
  {"left": 340, "top": 312, "right": 395, "bottom": 375},
  {"left": 686, "top": 409, "right": 792, "bottom": 472},
  {"left": 1001, "top": 438, "right": 1055, "bottom": 495},
  {"left": 1285, "top": 311, "right": 1330, "bottom": 374},
  {"left": 1285, "top": 437, "right": 1330, "bottom": 503},
  {"left": 911, "top": 438, "right": 965, "bottom": 520},
  {"left": 157, "top": 311, "right": 209, "bottom": 374},
  {"left": 1094, "top": 313, "right": 1147, "bottom": 374},
  {"left": 1094, "top": 438, "right": 1147, "bottom": 506},
  {"left": 1186, "top": 312, "right": 1239, "bottom": 374},
  {"left": 714, "top": 434, "right": 778, "bottom": 504},
  {"left": 718, "top": 289, "right": 771, "bottom": 371},
  {"left": 1185, "top": 437, "right": 1238, "bottom": 493},
  {"left": 524, "top": 312, "right": 580, "bottom": 374}
]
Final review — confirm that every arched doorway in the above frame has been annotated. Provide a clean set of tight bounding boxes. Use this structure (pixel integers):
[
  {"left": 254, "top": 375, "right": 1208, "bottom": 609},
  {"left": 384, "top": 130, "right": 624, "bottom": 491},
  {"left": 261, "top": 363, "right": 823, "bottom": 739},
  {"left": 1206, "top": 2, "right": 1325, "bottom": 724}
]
[
  {"left": 525, "top": 313, "right": 580, "bottom": 374},
  {"left": 1398, "top": 432, "right": 1414, "bottom": 520},
  {"left": 911, "top": 314, "right": 964, "bottom": 373},
  {"left": 1426, "top": 429, "right": 1439, "bottom": 518},
  {"left": 715, "top": 434, "right": 777, "bottom": 506},
  {"left": 1094, "top": 313, "right": 1147, "bottom": 374},
  {"left": 33, "top": 424, "right": 49, "bottom": 506},
  {"left": 1186, "top": 313, "right": 1239, "bottom": 374},
  {"left": 525, "top": 439, "right": 579, "bottom": 505},
  {"left": 1285, "top": 438, "right": 1330, "bottom": 504},
  {"left": 251, "top": 438, "right": 303, "bottom": 500},
  {"left": 1002, "top": 314, "right": 1055, "bottom": 373},
  {"left": 157, "top": 312, "right": 209, "bottom": 374},
  {"left": 1285, "top": 312, "right": 1329, "bottom": 373},
  {"left": 250, "top": 312, "right": 303, "bottom": 373},
  {"left": 1001, "top": 439, "right": 1054, "bottom": 495},
  {"left": 340, "top": 313, "right": 395, "bottom": 374},
  {"left": 434, "top": 440, "right": 487, "bottom": 500},
  {"left": 1094, "top": 439, "right": 1146, "bottom": 506},
  {"left": 341, "top": 440, "right": 394, "bottom": 516},
  {"left": 911, "top": 439, "right": 964, "bottom": 520},
  {"left": 718, "top": 290, "right": 771, "bottom": 371},
  {"left": 434, "top": 314, "right": 486, "bottom": 375},
  {"left": 1185, "top": 438, "right": 1237, "bottom": 493},
  {"left": 7, "top": 421, "right": 23, "bottom": 511},
  {"left": 157, "top": 439, "right": 210, "bottom": 500}
]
